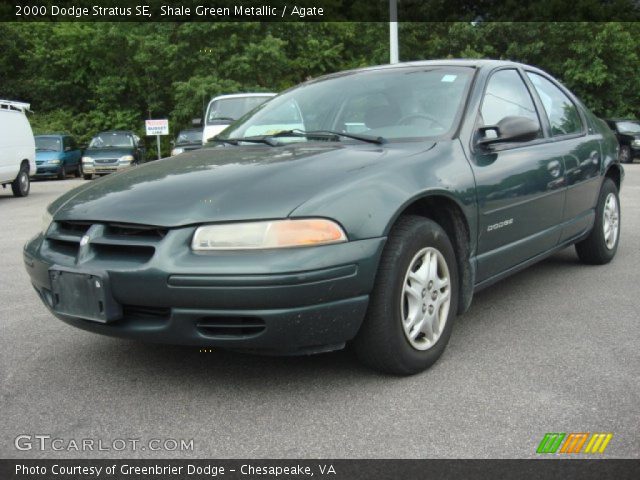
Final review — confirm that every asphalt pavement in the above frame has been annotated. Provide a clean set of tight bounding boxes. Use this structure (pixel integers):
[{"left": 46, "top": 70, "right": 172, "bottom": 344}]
[{"left": 1, "top": 169, "right": 638, "bottom": 459}]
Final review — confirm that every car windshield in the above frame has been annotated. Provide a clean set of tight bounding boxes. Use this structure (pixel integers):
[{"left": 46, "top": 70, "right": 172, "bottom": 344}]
[
  {"left": 176, "top": 129, "right": 203, "bottom": 144},
  {"left": 89, "top": 132, "right": 133, "bottom": 148},
  {"left": 35, "top": 136, "right": 62, "bottom": 151},
  {"left": 219, "top": 67, "right": 473, "bottom": 143},
  {"left": 206, "top": 96, "right": 274, "bottom": 124},
  {"left": 616, "top": 121, "right": 640, "bottom": 134}
]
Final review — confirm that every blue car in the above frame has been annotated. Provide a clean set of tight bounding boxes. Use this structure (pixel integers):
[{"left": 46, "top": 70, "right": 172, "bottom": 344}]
[{"left": 34, "top": 134, "right": 82, "bottom": 180}]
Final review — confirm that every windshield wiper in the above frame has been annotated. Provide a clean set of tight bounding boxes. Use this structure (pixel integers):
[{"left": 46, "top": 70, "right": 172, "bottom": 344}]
[
  {"left": 209, "top": 136, "right": 280, "bottom": 147},
  {"left": 267, "top": 129, "right": 386, "bottom": 145}
]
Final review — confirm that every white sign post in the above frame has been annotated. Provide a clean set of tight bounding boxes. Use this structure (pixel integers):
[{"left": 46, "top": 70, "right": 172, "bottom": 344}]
[{"left": 145, "top": 119, "right": 169, "bottom": 160}]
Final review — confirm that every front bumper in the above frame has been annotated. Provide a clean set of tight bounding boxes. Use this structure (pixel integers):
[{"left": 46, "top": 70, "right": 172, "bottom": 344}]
[
  {"left": 82, "top": 163, "right": 131, "bottom": 175},
  {"left": 34, "top": 164, "right": 62, "bottom": 176},
  {"left": 24, "top": 224, "right": 385, "bottom": 354}
]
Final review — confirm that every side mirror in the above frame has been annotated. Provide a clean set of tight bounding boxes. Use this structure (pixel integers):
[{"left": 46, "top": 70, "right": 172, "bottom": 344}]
[{"left": 477, "top": 116, "right": 540, "bottom": 147}]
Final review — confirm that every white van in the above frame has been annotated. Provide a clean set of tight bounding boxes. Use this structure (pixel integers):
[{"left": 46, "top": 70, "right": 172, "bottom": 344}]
[
  {"left": 202, "top": 93, "right": 276, "bottom": 144},
  {"left": 0, "top": 100, "right": 36, "bottom": 197}
]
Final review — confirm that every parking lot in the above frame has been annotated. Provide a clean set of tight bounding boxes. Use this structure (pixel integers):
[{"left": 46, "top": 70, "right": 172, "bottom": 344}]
[{"left": 1, "top": 168, "right": 639, "bottom": 459}]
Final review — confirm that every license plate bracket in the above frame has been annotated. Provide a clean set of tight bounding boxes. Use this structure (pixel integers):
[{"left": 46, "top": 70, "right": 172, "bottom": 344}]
[{"left": 49, "top": 268, "right": 122, "bottom": 323}]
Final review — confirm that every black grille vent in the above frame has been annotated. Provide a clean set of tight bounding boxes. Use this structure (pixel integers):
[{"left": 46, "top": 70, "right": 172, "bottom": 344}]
[
  {"left": 196, "top": 316, "right": 266, "bottom": 338},
  {"left": 122, "top": 305, "right": 171, "bottom": 320},
  {"left": 45, "top": 221, "right": 168, "bottom": 264}
]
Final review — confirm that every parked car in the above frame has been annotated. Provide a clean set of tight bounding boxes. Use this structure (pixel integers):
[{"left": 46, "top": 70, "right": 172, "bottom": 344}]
[
  {"left": 605, "top": 118, "right": 640, "bottom": 163},
  {"left": 34, "top": 134, "right": 83, "bottom": 180},
  {"left": 0, "top": 100, "right": 35, "bottom": 197},
  {"left": 203, "top": 93, "right": 276, "bottom": 144},
  {"left": 171, "top": 128, "right": 203, "bottom": 156},
  {"left": 81, "top": 130, "right": 145, "bottom": 180},
  {"left": 25, "top": 60, "right": 623, "bottom": 375}
]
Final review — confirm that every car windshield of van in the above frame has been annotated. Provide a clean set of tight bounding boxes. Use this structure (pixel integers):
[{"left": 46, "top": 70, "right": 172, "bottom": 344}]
[
  {"left": 176, "top": 130, "right": 203, "bottom": 144},
  {"left": 616, "top": 121, "right": 640, "bottom": 134},
  {"left": 89, "top": 133, "right": 133, "bottom": 148},
  {"left": 219, "top": 67, "right": 473, "bottom": 143},
  {"left": 35, "top": 136, "right": 62, "bottom": 152},
  {"left": 207, "top": 96, "right": 274, "bottom": 124}
]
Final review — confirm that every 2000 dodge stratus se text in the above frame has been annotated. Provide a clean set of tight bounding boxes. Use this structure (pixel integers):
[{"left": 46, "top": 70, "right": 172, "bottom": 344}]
[{"left": 24, "top": 60, "right": 623, "bottom": 375}]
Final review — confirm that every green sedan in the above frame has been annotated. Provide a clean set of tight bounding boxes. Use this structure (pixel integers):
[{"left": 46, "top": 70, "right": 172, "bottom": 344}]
[{"left": 24, "top": 60, "right": 623, "bottom": 374}]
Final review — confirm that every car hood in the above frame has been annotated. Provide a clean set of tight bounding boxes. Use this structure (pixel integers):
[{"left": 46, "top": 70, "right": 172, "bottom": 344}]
[
  {"left": 51, "top": 142, "right": 435, "bottom": 227},
  {"left": 84, "top": 147, "right": 134, "bottom": 158},
  {"left": 36, "top": 151, "right": 62, "bottom": 161}
]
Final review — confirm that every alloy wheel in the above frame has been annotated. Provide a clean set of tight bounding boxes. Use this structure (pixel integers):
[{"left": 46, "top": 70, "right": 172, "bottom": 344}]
[{"left": 400, "top": 247, "right": 451, "bottom": 351}]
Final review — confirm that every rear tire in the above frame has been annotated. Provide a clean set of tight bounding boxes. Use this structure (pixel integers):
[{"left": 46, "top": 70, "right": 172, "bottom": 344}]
[
  {"left": 11, "top": 164, "right": 30, "bottom": 197},
  {"left": 83, "top": 173, "right": 92, "bottom": 180},
  {"left": 354, "top": 215, "right": 459, "bottom": 375},
  {"left": 575, "top": 178, "right": 620, "bottom": 265}
]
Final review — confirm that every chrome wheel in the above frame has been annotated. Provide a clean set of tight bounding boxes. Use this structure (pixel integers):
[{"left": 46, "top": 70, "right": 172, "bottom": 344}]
[
  {"left": 20, "top": 171, "right": 29, "bottom": 193},
  {"left": 401, "top": 247, "right": 451, "bottom": 351},
  {"left": 619, "top": 146, "right": 630, "bottom": 163},
  {"left": 603, "top": 193, "right": 619, "bottom": 250}
]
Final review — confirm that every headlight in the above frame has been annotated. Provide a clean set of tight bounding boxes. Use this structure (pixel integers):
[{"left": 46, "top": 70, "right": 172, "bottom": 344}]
[
  {"left": 192, "top": 219, "right": 347, "bottom": 251},
  {"left": 82, "top": 156, "right": 93, "bottom": 164},
  {"left": 632, "top": 139, "right": 640, "bottom": 147},
  {"left": 48, "top": 159, "right": 61, "bottom": 164},
  {"left": 171, "top": 148, "right": 185, "bottom": 156},
  {"left": 41, "top": 210, "right": 53, "bottom": 234},
  {"left": 119, "top": 155, "right": 135, "bottom": 164}
]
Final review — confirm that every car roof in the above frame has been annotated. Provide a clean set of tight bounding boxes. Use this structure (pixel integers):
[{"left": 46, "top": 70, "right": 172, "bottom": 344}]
[
  {"left": 95, "top": 130, "right": 135, "bottom": 135},
  {"left": 312, "top": 58, "right": 547, "bottom": 82},
  {"left": 209, "top": 93, "right": 277, "bottom": 101}
]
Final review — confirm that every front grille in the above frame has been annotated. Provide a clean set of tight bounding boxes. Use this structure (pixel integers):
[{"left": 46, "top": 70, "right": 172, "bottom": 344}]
[
  {"left": 95, "top": 158, "right": 119, "bottom": 164},
  {"left": 196, "top": 316, "right": 266, "bottom": 338},
  {"left": 45, "top": 221, "right": 168, "bottom": 264}
]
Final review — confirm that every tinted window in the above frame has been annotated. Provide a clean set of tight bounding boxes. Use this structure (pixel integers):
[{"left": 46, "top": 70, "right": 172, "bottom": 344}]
[
  {"left": 481, "top": 69, "right": 540, "bottom": 132},
  {"left": 616, "top": 121, "right": 640, "bottom": 134},
  {"left": 35, "top": 136, "right": 62, "bottom": 151},
  {"left": 207, "top": 96, "right": 273, "bottom": 124},
  {"left": 89, "top": 133, "right": 133, "bottom": 148},
  {"left": 527, "top": 72, "right": 583, "bottom": 136}
]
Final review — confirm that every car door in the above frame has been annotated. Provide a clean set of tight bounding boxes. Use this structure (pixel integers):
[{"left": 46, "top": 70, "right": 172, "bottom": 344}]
[
  {"left": 524, "top": 71, "right": 602, "bottom": 242},
  {"left": 68, "top": 136, "right": 81, "bottom": 167},
  {"left": 61, "top": 136, "right": 73, "bottom": 168},
  {"left": 469, "top": 68, "right": 567, "bottom": 282}
]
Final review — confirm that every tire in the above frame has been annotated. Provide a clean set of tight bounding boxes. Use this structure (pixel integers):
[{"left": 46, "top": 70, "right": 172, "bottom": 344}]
[
  {"left": 354, "top": 215, "right": 459, "bottom": 375},
  {"left": 619, "top": 145, "right": 632, "bottom": 164},
  {"left": 575, "top": 178, "right": 620, "bottom": 265},
  {"left": 57, "top": 165, "right": 66, "bottom": 180},
  {"left": 11, "top": 164, "right": 30, "bottom": 197},
  {"left": 83, "top": 173, "right": 93, "bottom": 181}
]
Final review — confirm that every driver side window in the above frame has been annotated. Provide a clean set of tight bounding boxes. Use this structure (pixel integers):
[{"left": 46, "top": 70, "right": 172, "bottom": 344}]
[{"left": 481, "top": 69, "right": 541, "bottom": 135}]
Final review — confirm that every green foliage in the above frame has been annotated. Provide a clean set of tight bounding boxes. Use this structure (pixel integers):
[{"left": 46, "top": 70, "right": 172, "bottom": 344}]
[{"left": 2, "top": 21, "right": 639, "bottom": 157}]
